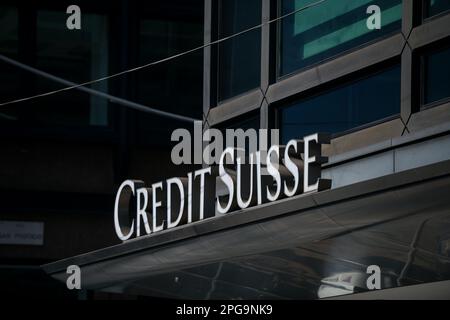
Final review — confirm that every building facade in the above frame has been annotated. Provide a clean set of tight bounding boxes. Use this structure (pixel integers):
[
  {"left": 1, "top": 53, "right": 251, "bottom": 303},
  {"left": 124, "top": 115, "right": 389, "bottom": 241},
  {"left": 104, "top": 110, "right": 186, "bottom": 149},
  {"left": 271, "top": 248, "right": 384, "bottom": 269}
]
[{"left": 2, "top": 0, "right": 450, "bottom": 299}]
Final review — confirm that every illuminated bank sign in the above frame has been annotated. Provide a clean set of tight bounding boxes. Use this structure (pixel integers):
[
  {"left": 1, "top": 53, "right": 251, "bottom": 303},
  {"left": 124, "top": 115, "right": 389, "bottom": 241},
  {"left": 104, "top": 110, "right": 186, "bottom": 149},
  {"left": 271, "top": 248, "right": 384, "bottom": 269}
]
[{"left": 113, "top": 133, "right": 332, "bottom": 241}]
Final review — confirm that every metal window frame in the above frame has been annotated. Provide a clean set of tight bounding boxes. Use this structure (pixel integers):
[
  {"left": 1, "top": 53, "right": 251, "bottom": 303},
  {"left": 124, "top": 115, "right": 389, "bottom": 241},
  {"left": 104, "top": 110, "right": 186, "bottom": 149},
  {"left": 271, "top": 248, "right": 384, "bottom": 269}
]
[
  {"left": 210, "top": 0, "right": 264, "bottom": 107},
  {"left": 204, "top": 0, "right": 450, "bottom": 144},
  {"left": 418, "top": 40, "right": 450, "bottom": 110}
]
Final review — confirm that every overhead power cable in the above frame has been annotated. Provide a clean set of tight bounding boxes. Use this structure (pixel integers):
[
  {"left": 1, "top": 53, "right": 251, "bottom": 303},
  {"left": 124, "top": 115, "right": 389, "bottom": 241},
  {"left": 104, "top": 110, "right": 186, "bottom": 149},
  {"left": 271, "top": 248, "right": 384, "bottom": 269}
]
[
  {"left": 0, "top": 0, "right": 325, "bottom": 121},
  {"left": 0, "top": 54, "right": 199, "bottom": 123}
]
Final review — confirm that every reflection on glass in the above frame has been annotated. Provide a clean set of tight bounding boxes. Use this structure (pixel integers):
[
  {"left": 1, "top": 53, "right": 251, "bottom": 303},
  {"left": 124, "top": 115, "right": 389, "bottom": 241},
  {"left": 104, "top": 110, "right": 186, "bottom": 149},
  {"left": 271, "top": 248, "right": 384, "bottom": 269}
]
[
  {"left": 217, "top": 114, "right": 261, "bottom": 157},
  {"left": 280, "top": 0, "right": 402, "bottom": 76},
  {"left": 424, "top": 46, "right": 450, "bottom": 105},
  {"left": 0, "top": 6, "right": 18, "bottom": 57},
  {"left": 280, "top": 65, "right": 400, "bottom": 143},
  {"left": 425, "top": 0, "right": 450, "bottom": 17},
  {"left": 0, "top": 6, "right": 19, "bottom": 122},
  {"left": 318, "top": 271, "right": 395, "bottom": 298},
  {"left": 33, "top": 11, "right": 109, "bottom": 126},
  {"left": 99, "top": 194, "right": 450, "bottom": 299},
  {"left": 218, "top": 0, "right": 261, "bottom": 102}
]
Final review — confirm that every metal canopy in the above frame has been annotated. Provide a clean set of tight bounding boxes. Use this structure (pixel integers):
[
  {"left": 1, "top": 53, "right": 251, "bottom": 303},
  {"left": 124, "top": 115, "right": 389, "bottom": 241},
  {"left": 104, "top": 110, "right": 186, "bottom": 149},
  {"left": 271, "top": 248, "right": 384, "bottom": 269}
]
[{"left": 43, "top": 160, "right": 450, "bottom": 299}]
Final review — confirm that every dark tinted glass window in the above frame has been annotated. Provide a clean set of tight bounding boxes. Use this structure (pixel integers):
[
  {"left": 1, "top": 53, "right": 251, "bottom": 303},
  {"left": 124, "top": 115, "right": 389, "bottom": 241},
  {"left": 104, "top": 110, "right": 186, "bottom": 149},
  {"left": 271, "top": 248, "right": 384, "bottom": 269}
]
[
  {"left": 280, "top": 65, "right": 401, "bottom": 143},
  {"left": 218, "top": 0, "right": 261, "bottom": 102},
  {"left": 0, "top": 6, "right": 20, "bottom": 123},
  {"left": 30, "top": 10, "right": 109, "bottom": 127},
  {"left": 280, "top": 0, "right": 402, "bottom": 76},
  {"left": 423, "top": 46, "right": 450, "bottom": 105},
  {"left": 425, "top": 0, "right": 450, "bottom": 18}
]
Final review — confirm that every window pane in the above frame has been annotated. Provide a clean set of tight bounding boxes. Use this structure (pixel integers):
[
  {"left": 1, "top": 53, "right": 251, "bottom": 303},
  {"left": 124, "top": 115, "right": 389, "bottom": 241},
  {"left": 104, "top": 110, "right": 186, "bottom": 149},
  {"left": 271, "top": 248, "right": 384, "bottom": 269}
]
[
  {"left": 280, "top": 0, "right": 402, "bottom": 76},
  {"left": 0, "top": 6, "right": 20, "bottom": 123},
  {"left": 424, "top": 46, "right": 450, "bottom": 105},
  {"left": 425, "top": 0, "right": 450, "bottom": 17},
  {"left": 32, "top": 10, "right": 109, "bottom": 127},
  {"left": 136, "top": 10, "right": 203, "bottom": 145},
  {"left": 138, "top": 19, "right": 202, "bottom": 111},
  {"left": 218, "top": 0, "right": 261, "bottom": 102},
  {"left": 217, "top": 114, "right": 260, "bottom": 158},
  {"left": 280, "top": 65, "right": 400, "bottom": 143}
]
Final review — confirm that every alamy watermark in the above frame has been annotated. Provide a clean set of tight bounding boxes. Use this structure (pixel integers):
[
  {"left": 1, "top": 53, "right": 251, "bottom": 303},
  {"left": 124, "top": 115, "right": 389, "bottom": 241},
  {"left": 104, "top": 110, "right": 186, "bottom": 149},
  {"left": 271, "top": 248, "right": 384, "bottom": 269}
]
[
  {"left": 66, "top": 5, "right": 81, "bottom": 30},
  {"left": 66, "top": 264, "right": 81, "bottom": 290},
  {"left": 171, "top": 121, "right": 280, "bottom": 166}
]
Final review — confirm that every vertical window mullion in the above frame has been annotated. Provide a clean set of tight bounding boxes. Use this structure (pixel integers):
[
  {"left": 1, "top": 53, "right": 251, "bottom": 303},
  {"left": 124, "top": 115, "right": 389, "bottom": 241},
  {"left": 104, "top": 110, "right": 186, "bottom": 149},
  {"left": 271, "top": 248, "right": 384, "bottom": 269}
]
[{"left": 260, "top": 0, "right": 272, "bottom": 130}]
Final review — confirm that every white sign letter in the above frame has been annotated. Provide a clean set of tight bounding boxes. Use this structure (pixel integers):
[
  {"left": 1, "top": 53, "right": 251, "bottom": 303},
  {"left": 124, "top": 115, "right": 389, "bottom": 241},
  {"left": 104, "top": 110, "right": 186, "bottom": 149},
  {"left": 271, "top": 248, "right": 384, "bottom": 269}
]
[
  {"left": 217, "top": 148, "right": 235, "bottom": 214},
  {"left": 152, "top": 182, "right": 165, "bottom": 232},
  {"left": 114, "top": 180, "right": 136, "bottom": 241},
  {"left": 283, "top": 139, "right": 302, "bottom": 197},
  {"left": 167, "top": 178, "right": 185, "bottom": 229},
  {"left": 266, "top": 145, "right": 281, "bottom": 202},
  {"left": 195, "top": 167, "right": 212, "bottom": 220},
  {"left": 303, "top": 133, "right": 331, "bottom": 193},
  {"left": 136, "top": 188, "right": 151, "bottom": 237}
]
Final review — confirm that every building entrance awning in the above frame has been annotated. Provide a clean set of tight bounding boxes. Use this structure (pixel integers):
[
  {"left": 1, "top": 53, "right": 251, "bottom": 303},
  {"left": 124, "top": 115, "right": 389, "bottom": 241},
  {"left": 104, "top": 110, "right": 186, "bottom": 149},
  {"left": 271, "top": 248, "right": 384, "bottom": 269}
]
[{"left": 43, "top": 160, "right": 450, "bottom": 299}]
